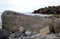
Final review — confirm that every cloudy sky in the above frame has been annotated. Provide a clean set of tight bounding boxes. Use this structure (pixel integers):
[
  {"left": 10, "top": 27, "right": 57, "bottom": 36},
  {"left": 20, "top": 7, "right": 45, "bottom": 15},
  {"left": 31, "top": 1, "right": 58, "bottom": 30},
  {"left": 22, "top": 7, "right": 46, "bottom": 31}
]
[{"left": 0, "top": 0, "right": 60, "bottom": 12}]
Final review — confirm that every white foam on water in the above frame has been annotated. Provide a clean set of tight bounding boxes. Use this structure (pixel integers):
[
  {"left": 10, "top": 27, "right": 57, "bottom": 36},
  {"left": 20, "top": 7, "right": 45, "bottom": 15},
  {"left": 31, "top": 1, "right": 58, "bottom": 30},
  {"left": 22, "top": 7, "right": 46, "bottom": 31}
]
[{"left": 20, "top": 12, "right": 52, "bottom": 17}]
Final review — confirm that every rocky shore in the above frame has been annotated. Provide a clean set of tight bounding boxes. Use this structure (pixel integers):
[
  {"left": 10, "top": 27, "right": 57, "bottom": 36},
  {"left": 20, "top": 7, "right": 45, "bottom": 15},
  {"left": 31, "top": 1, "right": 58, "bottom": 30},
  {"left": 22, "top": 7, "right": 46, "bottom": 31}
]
[
  {"left": 33, "top": 6, "right": 60, "bottom": 14},
  {"left": 1, "top": 10, "right": 60, "bottom": 39}
]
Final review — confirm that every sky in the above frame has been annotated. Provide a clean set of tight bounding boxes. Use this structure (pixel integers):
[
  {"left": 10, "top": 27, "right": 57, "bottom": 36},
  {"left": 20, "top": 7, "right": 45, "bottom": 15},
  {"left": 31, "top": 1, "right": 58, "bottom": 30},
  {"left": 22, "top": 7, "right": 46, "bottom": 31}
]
[{"left": 0, "top": 0, "right": 60, "bottom": 12}]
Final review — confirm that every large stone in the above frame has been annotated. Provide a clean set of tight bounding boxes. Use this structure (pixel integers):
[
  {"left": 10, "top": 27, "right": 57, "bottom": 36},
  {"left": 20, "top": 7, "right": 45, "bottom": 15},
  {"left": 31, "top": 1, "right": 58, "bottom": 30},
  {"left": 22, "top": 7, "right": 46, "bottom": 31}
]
[{"left": 1, "top": 10, "right": 52, "bottom": 33}]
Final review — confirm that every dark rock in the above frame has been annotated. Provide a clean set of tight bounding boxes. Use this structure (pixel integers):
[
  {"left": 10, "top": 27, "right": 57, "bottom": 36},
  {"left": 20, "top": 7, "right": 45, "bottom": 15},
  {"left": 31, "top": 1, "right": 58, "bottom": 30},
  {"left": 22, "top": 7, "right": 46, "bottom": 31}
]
[
  {"left": 0, "top": 29, "right": 11, "bottom": 39},
  {"left": 33, "top": 6, "right": 60, "bottom": 14},
  {"left": 1, "top": 10, "right": 52, "bottom": 34},
  {"left": 8, "top": 31, "right": 27, "bottom": 39},
  {"left": 49, "top": 22, "right": 55, "bottom": 34}
]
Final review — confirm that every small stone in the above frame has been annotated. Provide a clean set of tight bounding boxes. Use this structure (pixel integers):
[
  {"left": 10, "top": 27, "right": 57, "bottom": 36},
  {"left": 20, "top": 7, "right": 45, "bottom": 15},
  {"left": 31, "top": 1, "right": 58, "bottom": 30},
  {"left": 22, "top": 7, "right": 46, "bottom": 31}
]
[
  {"left": 18, "top": 26, "right": 24, "bottom": 32},
  {"left": 8, "top": 31, "right": 27, "bottom": 39},
  {"left": 25, "top": 30, "right": 32, "bottom": 36}
]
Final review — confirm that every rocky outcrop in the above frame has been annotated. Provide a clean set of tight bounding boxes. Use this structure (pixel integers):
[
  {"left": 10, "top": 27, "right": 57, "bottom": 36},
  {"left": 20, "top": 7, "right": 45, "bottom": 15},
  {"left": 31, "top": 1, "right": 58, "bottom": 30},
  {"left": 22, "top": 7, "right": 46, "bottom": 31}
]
[
  {"left": 33, "top": 6, "right": 60, "bottom": 14},
  {"left": 1, "top": 10, "right": 52, "bottom": 34},
  {"left": 1, "top": 10, "right": 60, "bottom": 39}
]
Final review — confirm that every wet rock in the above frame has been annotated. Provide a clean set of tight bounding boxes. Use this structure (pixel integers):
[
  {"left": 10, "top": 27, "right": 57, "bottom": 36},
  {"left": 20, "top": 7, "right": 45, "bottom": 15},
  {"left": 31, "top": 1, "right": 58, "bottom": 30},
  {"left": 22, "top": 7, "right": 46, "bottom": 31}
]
[
  {"left": 0, "top": 29, "right": 11, "bottom": 39},
  {"left": 1, "top": 10, "right": 52, "bottom": 34}
]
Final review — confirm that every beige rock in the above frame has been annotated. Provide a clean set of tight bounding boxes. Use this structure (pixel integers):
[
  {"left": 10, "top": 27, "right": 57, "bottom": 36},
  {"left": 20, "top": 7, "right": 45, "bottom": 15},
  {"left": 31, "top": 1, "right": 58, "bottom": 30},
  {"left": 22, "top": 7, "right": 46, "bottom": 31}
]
[
  {"left": 18, "top": 26, "right": 24, "bottom": 32},
  {"left": 39, "top": 26, "right": 50, "bottom": 34},
  {"left": 25, "top": 30, "right": 31, "bottom": 36}
]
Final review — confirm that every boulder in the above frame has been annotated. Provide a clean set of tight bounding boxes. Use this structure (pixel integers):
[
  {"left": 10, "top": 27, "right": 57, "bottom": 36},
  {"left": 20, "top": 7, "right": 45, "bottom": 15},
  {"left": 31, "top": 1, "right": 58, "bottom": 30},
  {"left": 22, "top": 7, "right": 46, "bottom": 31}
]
[{"left": 1, "top": 10, "right": 52, "bottom": 34}]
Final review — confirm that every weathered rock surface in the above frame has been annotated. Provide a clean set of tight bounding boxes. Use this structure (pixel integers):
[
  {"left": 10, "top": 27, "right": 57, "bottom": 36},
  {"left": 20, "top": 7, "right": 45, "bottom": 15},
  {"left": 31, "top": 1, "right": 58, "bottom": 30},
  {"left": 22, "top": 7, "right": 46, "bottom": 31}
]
[
  {"left": 1, "top": 10, "right": 60, "bottom": 39},
  {"left": 33, "top": 6, "right": 60, "bottom": 14},
  {"left": 2, "top": 10, "right": 60, "bottom": 35},
  {"left": 1, "top": 10, "right": 52, "bottom": 33}
]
